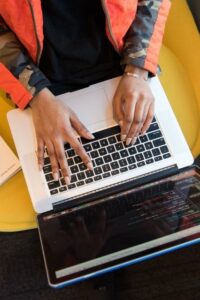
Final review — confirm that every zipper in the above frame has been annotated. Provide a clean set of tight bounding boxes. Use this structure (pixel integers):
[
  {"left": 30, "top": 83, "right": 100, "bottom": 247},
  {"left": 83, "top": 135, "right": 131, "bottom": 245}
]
[
  {"left": 101, "top": 0, "right": 119, "bottom": 53},
  {"left": 27, "top": 0, "right": 42, "bottom": 65}
]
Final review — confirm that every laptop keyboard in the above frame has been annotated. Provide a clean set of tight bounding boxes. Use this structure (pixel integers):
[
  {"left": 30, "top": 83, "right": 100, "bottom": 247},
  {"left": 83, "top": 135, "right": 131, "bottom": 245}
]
[{"left": 43, "top": 117, "right": 171, "bottom": 195}]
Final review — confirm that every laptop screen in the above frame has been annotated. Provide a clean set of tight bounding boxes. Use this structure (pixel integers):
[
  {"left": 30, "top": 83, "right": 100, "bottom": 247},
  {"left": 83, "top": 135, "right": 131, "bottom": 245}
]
[{"left": 38, "top": 166, "right": 200, "bottom": 287}]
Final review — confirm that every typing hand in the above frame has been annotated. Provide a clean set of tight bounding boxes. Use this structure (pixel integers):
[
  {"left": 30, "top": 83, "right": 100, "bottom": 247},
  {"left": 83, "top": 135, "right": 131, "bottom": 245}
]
[
  {"left": 113, "top": 66, "right": 155, "bottom": 146},
  {"left": 30, "top": 88, "right": 94, "bottom": 184}
]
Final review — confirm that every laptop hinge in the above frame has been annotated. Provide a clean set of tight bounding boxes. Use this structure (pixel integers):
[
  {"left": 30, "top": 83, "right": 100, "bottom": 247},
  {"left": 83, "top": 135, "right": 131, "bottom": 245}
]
[{"left": 53, "top": 164, "right": 179, "bottom": 212}]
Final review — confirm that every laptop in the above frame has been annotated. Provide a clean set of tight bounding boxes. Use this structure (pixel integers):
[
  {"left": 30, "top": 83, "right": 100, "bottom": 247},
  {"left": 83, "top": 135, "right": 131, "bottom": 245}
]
[{"left": 7, "top": 76, "right": 200, "bottom": 287}]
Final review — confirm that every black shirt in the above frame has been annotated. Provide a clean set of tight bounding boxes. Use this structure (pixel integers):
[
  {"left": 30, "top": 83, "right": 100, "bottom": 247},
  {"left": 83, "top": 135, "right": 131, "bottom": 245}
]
[{"left": 39, "top": 0, "right": 123, "bottom": 95}]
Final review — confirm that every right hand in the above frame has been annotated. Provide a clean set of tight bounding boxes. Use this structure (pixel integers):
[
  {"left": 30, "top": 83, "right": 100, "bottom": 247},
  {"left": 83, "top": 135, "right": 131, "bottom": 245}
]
[{"left": 30, "top": 88, "right": 94, "bottom": 184}]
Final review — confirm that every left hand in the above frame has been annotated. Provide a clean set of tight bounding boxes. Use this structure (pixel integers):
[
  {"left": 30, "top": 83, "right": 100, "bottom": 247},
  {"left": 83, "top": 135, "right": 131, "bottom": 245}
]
[{"left": 113, "top": 65, "right": 155, "bottom": 145}]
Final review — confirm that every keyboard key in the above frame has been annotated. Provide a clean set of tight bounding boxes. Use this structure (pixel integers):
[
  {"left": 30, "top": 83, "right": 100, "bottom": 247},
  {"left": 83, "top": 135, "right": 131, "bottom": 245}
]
[
  {"left": 85, "top": 178, "right": 94, "bottom": 184},
  {"left": 115, "top": 143, "right": 124, "bottom": 150},
  {"left": 59, "top": 186, "right": 67, "bottom": 192},
  {"left": 119, "top": 159, "right": 127, "bottom": 167},
  {"left": 128, "top": 147, "right": 136, "bottom": 155},
  {"left": 144, "top": 141, "right": 153, "bottom": 150},
  {"left": 70, "top": 165, "right": 79, "bottom": 174},
  {"left": 112, "top": 152, "right": 120, "bottom": 160},
  {"left": 64, "top": 143, "right": 71, "bottom": 150},
  {"left": 120, "top": 167, "right": 128, "bottom": 173},
  {"left": 48, "top": 181, "right": 60, "bottom": 190},
  {"left": 107, "top": 145, "right": 115, "bottom": 153},
  {"left": 71, "top": 174, "right": 78, "bottom": 183},
  {"left": 67, "top": 149, "right": 75, "bottom": 157},
  {"left": 153, "top": 138, "right": 165, "bottom": 147},
  {"left": 79, "top": 163, "right": 87, "bottom": 171},
  {"left": 94, "top": 175, "right": 102, "bottom": 181},
  {"left": 99, "top": 148, "right": 107, "bottom": 156},
  {"left": 111, "top": 170, "right": 120, "bottom": 176},
  {"left": 135, "top": 154, "right": 144, "bottom": 162},
  {"left": 104, "top": 155, "right": 112, "bottom": 163},
  {"left": 103, "top": 172, "right": 111, "bottom": 178},
  {"left": 77, "top": 172, "right": 86, "bottom": 180},
  {"left": 92, "top": 141, "right": 100, "bottom": 149},
  {"left": 136, "top": 145, "right": 145, "bottom": 152},
  {"left": 147, "top": 123, "right": 159, "bottom": 132},
  {"left": 44, "top": 157, "right": 50, "bottom": 165},
  {"left": 76, "top": 181, "right": 85, "bottom": 187},
  {"left": 148, "top": 130, "right": 162, "bottom": 140},
  {"left": 43, "top": 165, "right": 52, "bottom": 173},
  {"left": 60, "top": 178, "right": 66, "bottom": 186},
  {"left": 90, "top": 150, "right": 99, "bottom": 159},
  {"left": 108, "top": 136, "right": 117, "bottom": 144},
  {"left": 94, "top": 167, "right": 103, "bottom": 175},
  {"left": 100, "top": 139, "right": 108, "bottom": 147},
  {"left": 68, "top": 184, "right": 76, "bottom": 189},
  {"left": 146, "top": 159, "right": 154, "bottom": 164},
  {"left": 155, "top": 156, "right": 162, "bottom": 161},
  {"left": 111, "top": 161, "right": 119, "bottom": 170},
  {"left": 45, "top": 173, "right": 54, "bottom": 182},
  {"left": 144, "top": 151, "right": 152, "bottom": 159},
  {"left": 84, "top": 144, "right": 92, "bottom": 152},
  {"left": 129, "top": 164, "right": 136, "bottom": 170},
  {"left": 127, "top": 157, "right": 136, "bottom": 164},
  {"left": 163, "top": 153, "right": 171, "bottom": 159},
  {"left": 116, "top": 134, "right": 121, "bottom": 142},
  {"left": 120, "top": 149, "right": 129, "bottom": 158},
  {"left": 152, "top": 148, "right": 161, "bottom": 156},
  {"left": 137, "top": 161, "right": 145, "bottom": 167},
  {"left": 74, "top": 156, "right": 82, "bottom": 164},
  {"left": 102, "top": 164, "right": 111, "bottom": 172},
  {"left": 50, "top": 189, "right": 58, "bottom": 195},
  {"left": 67, "top": 158, "right": 74, "bottom": 167},
  {"left": 139, "top": 135, "right": 148, "bottom": 143},
  {"left": 85, "top": 170, "right": 94, "bottom": 178},
  {"left": 160, "top": 146, "right": 169, "bottom": 154},
  {"left": 95, "top": 157, "right": 104, "bottom": 166}
]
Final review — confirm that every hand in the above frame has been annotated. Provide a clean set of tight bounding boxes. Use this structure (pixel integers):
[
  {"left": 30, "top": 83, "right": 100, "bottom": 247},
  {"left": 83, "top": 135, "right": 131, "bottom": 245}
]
[
  {"left": 113, "top": 66, "right": 155, "bottom": 145},
  {"left": 30, "top": 88, "right": 94, "bottom": 183}
]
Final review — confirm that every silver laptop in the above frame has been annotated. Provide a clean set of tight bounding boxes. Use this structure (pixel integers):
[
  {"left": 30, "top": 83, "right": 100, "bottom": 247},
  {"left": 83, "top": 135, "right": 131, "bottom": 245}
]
[
  {"left": 7, "top": 76, "right": 193, "bottom": 213},
  {"left": 7, "top": 76, "right": 198, "bottom": 287}
]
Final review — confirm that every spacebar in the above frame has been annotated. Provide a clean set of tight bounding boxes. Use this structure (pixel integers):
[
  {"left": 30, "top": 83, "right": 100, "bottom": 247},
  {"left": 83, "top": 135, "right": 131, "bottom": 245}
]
[{"left": 81, "top": 125, "right": 120, "bottom": 143}]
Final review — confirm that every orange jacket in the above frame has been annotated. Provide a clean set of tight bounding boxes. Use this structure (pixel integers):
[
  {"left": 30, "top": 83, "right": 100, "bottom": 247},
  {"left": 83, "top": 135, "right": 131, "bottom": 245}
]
[{"left": 0, "top": 0, "right": 171, "bottom": 109}]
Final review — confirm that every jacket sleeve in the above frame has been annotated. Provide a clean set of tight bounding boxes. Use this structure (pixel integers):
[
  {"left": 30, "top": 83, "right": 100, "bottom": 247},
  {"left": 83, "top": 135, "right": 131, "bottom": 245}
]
[
  {"left": 121, "top": 0, "right": 171, "bottom": 75},
  {"left": 0, "top": 17, "right": 50, "bottom": 109}
]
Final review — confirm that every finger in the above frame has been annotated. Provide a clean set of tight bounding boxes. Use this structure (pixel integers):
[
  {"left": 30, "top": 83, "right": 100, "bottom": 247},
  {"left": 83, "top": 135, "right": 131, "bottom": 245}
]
[
  {"left": 121, "top": 92, "right": 137, "bottom": 142},
  {"left": 45, "top": 140, "right": 59, "bottom": 181},
  {"left": 36, "top": 137, "right": 44, "bottom": 171},
  {"left": 125, "top": 95, "right": 145, "bottom": 145},
  {"left": 53, "top": 138, "right": 71, "bottom": 184},
  {"left": 113, "top": 92, "right": 124, "bottom": 127},
  {"left": 66, "top": 131, "right": 93, "bottom": 170},
  {"left": 70, "top": 113, "right": 94, "bottom": 140},
  {"left": 140, "top": 102, "right": 155, "bottom": 135}
]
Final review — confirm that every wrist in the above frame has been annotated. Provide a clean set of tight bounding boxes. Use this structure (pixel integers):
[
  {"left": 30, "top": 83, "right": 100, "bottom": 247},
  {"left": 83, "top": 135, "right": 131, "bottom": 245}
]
[
  {"left": 124, "top": 65, "right": 148, "bottom": 81},
  {"left": 29, "top": 88, "right": 51, "bottom": 108}
]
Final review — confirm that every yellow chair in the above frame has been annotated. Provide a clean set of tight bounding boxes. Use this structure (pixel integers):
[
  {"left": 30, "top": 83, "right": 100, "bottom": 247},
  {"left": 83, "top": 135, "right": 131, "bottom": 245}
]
[{"left": 0, "top": 0, "right": 200, "bottom": 232}]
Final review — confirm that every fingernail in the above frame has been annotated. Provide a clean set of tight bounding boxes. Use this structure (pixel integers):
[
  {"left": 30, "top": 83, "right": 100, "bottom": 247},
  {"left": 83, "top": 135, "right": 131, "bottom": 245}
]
[
  {"left": 38, "top": 164, "right": 43, "bottom": 171},
  {"left": 86, "top": 132, "right": 95, "bottom": 139},
  {"left": 64, "top": 176, "right": 71, "bottom": 185},
  {"left": 126, "top": 138, "right": 132, "bottom": 146},
  {"left": 121, "top": 134, "right": 126, "bottom": 142},
  {"left": 131, "top": 137, "right": 137, "bottom": 145},
  {"left": 87, "top": 162, "right": 93, "bottom": 170},
  {"left": 53, "top": 172, "right": 59, "bottom": 181}
]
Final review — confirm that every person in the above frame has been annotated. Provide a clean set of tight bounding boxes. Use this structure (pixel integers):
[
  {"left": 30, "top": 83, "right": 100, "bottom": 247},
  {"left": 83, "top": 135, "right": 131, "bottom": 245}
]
[{"left": 0, "top": 0, "right": 171, "bottom": 185}]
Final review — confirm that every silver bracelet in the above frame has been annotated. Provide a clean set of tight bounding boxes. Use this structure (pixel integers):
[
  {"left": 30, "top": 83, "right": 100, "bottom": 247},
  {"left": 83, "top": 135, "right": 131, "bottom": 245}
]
[{"left": 123, "top": 71, "right": 148, "bottom": 81}]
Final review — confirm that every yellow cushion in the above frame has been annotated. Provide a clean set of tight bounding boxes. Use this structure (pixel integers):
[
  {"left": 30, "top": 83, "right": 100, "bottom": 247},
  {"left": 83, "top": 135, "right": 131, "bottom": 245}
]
[
  {"left": 0, "top": 93, "right": 36, "bottom": 231},
  {"left": 0, "top": 0, "right": 199, "bottom": 232}
]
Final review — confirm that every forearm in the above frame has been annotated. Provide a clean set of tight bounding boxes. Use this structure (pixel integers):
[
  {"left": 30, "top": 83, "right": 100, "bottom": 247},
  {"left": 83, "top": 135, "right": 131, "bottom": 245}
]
[
  {"left": 121, "top": 0, "right": 171, "bottom": 75},
  {"left": 0, "top": 17, "right": 50, "bottom": 108}
]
